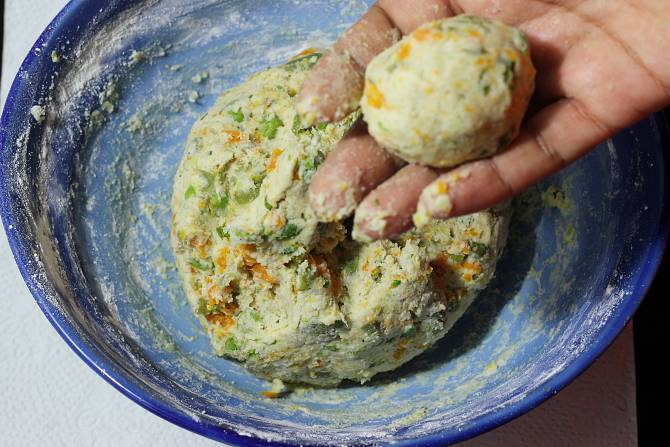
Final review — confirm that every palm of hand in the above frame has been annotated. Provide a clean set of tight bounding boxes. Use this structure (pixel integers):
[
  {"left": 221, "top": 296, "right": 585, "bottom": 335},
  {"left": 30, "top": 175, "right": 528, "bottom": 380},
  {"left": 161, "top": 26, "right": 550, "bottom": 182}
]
[{"left": 462, "top": 0, "right": 670, "bottom": 161}]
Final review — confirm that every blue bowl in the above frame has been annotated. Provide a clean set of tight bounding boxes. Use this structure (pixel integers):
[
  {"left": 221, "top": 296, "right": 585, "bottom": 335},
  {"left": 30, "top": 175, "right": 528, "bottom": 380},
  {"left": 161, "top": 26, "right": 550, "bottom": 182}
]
[{"left": 1, "top": 1, "right": 667, "bottom": 445}]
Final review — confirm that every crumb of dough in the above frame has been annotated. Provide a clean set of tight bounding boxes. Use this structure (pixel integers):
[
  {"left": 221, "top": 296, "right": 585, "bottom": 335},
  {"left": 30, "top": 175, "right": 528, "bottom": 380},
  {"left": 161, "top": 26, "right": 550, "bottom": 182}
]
[
  {"left": 128, "top": 50, "right": 145, "bottom": 66},
  {"left": 187, "top": 90, "right": 200, "bottom": 103},
  {"left": 30, "top": 105, "right": 46, "bottom": 123},
  {"left": 191, "top": 71, "right": 210, "bottom": 84}
]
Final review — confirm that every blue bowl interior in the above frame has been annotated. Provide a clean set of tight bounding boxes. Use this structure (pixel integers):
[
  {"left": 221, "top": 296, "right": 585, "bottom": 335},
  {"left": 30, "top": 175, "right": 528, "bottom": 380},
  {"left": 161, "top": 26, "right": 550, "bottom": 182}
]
[{"left": 1, "top": 1, "right": 667, "bottom": 445}]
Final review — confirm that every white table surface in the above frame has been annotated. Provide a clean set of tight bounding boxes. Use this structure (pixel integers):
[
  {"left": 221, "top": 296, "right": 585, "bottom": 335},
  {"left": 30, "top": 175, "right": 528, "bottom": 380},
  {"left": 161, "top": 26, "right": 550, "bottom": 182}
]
[{"left": 0, "top": 1, "right": 638, "bottom": 446}]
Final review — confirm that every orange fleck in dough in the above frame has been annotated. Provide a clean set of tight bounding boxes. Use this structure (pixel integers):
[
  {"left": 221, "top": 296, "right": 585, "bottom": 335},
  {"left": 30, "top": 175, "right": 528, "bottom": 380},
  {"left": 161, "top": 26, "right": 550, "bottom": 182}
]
[
  {"left": 436, "top": 180, "right": 449, "bottom": 195},
  {"left": 205, "top": 301, "right": 238, "bottom": 328},
  {"left": 189, "top": 235, "right": 212, "bottom": 258},
  {"left": 365, "top": 80, "right": 385, "bottom": 109},
  {"left": 397, "top": 42, "right": 412, "bottom": 60},
  {"left": 215, "top": 246, "right": 230, "bottom": 272},
  {"left": 267, "top": 148, "right": 283, "bottom": 172},
  {"left": 504, "top": 48, "right": 519, "bottom": 61},
  {"left": 251, "top": 263, "right": 277, "bottom": 284},
  {"left": 235, "top": 244, "right": 257, "bottom": 267},
  {"left": 261, "top": 391, "right": 282, "bottom": 399},
  {"left": 271, "top": 213, "right": 286, "bottom": 229},
  {"left": 224, "top": 130, "right": 242, "bottom": 143},
  {"left": 413, "top": 28, "right": 445, "bottom": 42},
  {"left": 294, "top": 47, "right": 318, "bottom": 58},
  {"left": 233, "top": 244, "right": 277, "bottom": 284}
]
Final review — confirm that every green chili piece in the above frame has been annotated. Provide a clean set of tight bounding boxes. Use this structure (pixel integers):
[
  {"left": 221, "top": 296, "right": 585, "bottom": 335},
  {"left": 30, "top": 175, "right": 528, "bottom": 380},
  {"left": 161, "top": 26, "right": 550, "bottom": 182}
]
[
  {"left": 188, "top": 258, "right": 214, "bottom": 271},
  {"left": 184, "top": 185, "right": 196, "bottom": 199},
  {"left": 277, "top": 223, "right": 301, "bottom": 240},
  {"left": 259, "top": 114, "right": 284, "bottom": 140},
  {"left": 225, "top": 337, "right": 239, "bottom": 351},
  {"left": 228, "top": 107, "right": 244, "bottom": 122}
]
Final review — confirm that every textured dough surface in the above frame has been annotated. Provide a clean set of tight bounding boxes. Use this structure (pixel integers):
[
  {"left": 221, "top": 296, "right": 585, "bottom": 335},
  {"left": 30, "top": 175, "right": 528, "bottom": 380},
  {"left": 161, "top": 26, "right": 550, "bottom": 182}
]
[
  {"left": 361, "top": 15, "right": 535, "bottom": 167},
  {"left": 171, "top": 53, "right": 510, "bottom": 386}
]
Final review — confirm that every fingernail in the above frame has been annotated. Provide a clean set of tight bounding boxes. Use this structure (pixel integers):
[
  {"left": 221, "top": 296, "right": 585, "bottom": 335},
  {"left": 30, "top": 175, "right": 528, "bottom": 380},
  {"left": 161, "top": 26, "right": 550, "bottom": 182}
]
[
  {"left": 413, "top": 169, "right": 471, "bottom": 226},
  {"left": 352, "top": 203, "right": 392, "bottom": 242},
  {"left": 413, "top": 179, "right": 453, "bottom": 228}
]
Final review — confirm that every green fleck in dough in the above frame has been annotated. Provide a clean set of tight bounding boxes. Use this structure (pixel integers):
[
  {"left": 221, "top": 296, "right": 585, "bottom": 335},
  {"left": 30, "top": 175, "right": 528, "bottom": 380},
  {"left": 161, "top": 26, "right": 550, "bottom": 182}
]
[
  {"left": 259, "top": 114, "right": 284, "bottom": 140},
  {"left": 228, "top": 108, "right": 245, "bottom": 123},
  {"left": 361, "top": 15, "right": 536, "bottom": 168},
  {"left": 172, "top": 55, "right": 510, "bottom": 386}
]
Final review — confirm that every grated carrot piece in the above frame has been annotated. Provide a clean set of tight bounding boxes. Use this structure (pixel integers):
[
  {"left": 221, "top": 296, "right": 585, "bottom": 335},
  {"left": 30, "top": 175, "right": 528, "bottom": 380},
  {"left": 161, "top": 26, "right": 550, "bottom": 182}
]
[
  {"left": 251, "top": 263, "right": 277, "bottom": 284},
  {"left": 267, "top": 148, "right": 283, "bottom": 172},
  {"left": 504, "top": 48, "right": 519, "bottom": 61},
  {"left": 261, "top": 391, "right": 282, "bottom": 399},
  {"left": 294, "top": 47, "right": 318, "bottom": 58},
  {"left": 397, "top": 42, "right": 412, "bottom": 60},
  {"left": 224, "top": 130, "right": 242, "bottom": 143},
  {"left": 205, "top": 312, "right": 234, "bottom": 328},
  {"left": 215, "top": 246, "right": 230, "bottom": 271},
  {"left": 413, "top": 28, "right": 445, "bottom": 42},
  {"left": 462, "top": 261, "right": 482, "bottom": 273},
  {"left": 189, "top": 235, "right": 212, "bottom": 257},
  {"left": 365, "top": 80, "right": 385, "bottom": 109}
]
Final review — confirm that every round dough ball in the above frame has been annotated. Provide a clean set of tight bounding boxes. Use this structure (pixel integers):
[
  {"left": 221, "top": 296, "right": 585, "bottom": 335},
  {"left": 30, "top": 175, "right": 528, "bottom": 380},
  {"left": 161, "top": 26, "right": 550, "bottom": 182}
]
[{"left": 361, "top": 15, "right": 536, "bottom": 167}]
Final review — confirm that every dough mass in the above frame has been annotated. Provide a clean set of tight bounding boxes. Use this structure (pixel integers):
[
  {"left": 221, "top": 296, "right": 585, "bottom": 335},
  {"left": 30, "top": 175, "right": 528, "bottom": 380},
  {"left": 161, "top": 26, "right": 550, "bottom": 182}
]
[
  {"left": 362, "top": 15, "right": 535, "bottom": 167},
  {"left": 171, "top": 53, "right": 509, "bottom": 386}
]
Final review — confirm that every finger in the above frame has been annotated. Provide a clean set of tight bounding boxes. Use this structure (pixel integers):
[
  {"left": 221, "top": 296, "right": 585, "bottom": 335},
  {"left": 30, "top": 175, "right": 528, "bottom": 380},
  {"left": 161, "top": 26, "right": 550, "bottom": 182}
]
[
  {"left": 353, "top": 164, "right": 438, "bottom": 241},
  {"left": 296, "top": 0, "right": 454, "bottom": 124},
  {"left": 295, "top": 50, "right": 366, "bottom": 126},
  {"left": 310, "top": 125, "right": 400, "bottom": 222},
  {"left": 414, "top": 96, "right": 616, "bottom": 222},
  {"left": 375, "top": 0, "right": 454, "bottom": 35}
]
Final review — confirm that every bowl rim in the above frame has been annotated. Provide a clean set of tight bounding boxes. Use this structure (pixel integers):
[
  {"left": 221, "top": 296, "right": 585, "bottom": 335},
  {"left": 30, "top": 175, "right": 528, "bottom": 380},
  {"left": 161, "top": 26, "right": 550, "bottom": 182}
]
[{"left": 1, "top": 1, "right": 668, "bottom": 445}]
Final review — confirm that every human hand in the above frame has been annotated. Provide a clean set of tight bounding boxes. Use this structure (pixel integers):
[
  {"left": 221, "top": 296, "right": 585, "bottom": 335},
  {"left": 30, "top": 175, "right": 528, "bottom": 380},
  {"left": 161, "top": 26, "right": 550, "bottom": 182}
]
[{"left": 298, "top": 0, "right": 670, "bottom": 240}]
